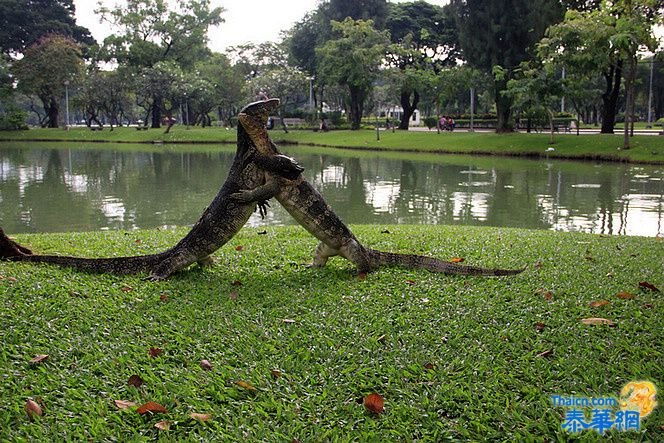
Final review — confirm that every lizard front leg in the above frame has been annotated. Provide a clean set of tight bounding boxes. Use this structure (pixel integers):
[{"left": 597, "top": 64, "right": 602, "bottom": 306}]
[{"left": 231, "top": 179, "right": 281, "bottom": 204}]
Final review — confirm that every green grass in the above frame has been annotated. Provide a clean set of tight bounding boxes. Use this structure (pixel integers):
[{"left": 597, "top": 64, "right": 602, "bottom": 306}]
[
  {"left": 1, "top": 225, "right": 662, "bottom": 441},
  {"left": 2, "top": 126, "right": 664, "bottom": 163}
]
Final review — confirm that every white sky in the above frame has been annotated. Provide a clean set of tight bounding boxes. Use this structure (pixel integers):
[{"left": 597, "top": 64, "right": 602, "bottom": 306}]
[{"left": 73, "top": 0, "right": 449, "bottom": 53}]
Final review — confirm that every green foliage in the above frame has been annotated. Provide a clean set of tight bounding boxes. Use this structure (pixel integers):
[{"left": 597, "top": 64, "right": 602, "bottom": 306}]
[
  {"left": 422, "top": 116, "right": 438, "bottom": 129},
  {"left": 0, "top": 0, "right": 94, "bottom": 54},
  {"left": 0, "top": 225, "right": 662, "bottom": 440},
  {"left": 317, "top": 19, "right": 390, "bottom": 129},
  {"left": 0, "top": 110, "right": 28, "bottom": 130}
]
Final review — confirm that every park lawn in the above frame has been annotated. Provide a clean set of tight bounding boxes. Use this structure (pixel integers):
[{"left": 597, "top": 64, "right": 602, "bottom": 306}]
[
  {"left": 2, "top": 126, "right": 664, "bottom": 163},
  {"left": 0, "top": 225, "right": 662, "bottom": 441}
]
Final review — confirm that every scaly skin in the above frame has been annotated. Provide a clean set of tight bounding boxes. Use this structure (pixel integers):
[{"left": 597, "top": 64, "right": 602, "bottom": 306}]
[
  {"left": 0, "top": 99, "right": 302, "bottom": 280},
  {"left": 234, "top": 112, "right": 524, "bottom": 277}
]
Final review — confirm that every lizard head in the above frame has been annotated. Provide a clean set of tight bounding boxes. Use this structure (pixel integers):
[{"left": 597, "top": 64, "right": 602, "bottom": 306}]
[{"left": 239, "top": 98, "right": 280, "bottom": 125}]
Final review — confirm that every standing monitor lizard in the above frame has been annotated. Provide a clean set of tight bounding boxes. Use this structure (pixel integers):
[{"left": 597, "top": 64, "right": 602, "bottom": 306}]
[
  {"left": 0, "top": 99, "right": 301, "bottom": 280},
  {"left": 233, "top": 109, "right": 524, "bottom": 277}
]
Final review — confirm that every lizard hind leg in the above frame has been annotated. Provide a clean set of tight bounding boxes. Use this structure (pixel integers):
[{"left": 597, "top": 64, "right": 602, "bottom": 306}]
[
  {"left": 310, "top": 241, "right": 339, "bottom": 268},
  {"left": 339, "top": 239, "right": 372, "bottom": 274}
]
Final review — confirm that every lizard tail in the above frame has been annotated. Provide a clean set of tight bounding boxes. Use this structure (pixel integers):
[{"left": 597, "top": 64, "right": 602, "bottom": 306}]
[
  {"left": 0, "top": 227, "right": 165, "bottom": 274},
  {"left": 367, "top": 249, "right": 525, "bottom": 276}
]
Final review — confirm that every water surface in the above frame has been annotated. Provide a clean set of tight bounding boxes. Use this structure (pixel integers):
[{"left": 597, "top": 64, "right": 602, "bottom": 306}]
[{"left": 0, "top": 142, "right": 662, "bottom": 237}]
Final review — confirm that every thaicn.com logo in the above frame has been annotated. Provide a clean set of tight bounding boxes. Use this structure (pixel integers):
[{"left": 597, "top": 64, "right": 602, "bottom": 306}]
[{"left": 551, "top": 381, "right": 658, "bottom": 434}]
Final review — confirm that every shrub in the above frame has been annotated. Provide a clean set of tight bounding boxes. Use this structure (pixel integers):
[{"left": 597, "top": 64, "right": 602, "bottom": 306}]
[{"left": 0, "top": 110, "right": 28, "bottom": 130}]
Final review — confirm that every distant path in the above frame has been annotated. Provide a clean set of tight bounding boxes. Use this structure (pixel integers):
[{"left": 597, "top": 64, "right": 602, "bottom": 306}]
[{"left": 408, "top": 126, "right": 664, "bottom": 136}]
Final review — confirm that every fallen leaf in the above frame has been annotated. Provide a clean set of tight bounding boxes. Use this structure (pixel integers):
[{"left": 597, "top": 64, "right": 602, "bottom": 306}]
[
  {"left": 585, "top": 254, "right": 594, "bottom": 261},
  {"left": 235, "top": 380, "right": 257, "bottom": 391},
  {"left": 421, "top": 298, "right": 429, "bottom": 303},
  {"left": 154, "top": 420, "right": 170, "bottom": 430},
  {"left": 270, "top": 369, "right": 282, "bottom": 378},
  {"left": 26, "top": 399, "right": 42, "bottom": 419},
  {"left": 127, "top": 374, "right": 144, "bottom": 388},
  {"left": 190, "top": 412, "right": 213, "bottom": 421},
  {"left": 231, "top": 280, "right": 243, "bottom": 287},
  {"left": 121, "top": 286, "right": 133, "bottom": 292},
  {"left": 580, "top": 317, "right": 615, "bottom": 326},
  {"left": 159, "top": 294, "right": 169, "bottom": 302},
  {"left": 643, "top": 303, "right": 654, "bottom": 309},
  {"left": 535, "top": 288, "right": 553, "bottom": 300},
  {"left": 536, "top": 350, "right": 553, "bottom": 358},
  {"left": 134, "top": 239, "right": 142, "bottom": 244},
  {"left": 449, "top": 257, "right": 465, "bottom": 263},
  {"left": 29, "top": 354, "right": 49, "bottom": 365},
  {"left": 282, "top": 318, "right": 296, "bottom": 324},
  {"left": 363, "top": 393, "right": 384, "bottom": 414},
  {"left": 424, "top": 362, "right": 435, "bottom": 370},
  {"left": 405, "top": 279, "right": 416, "bottom": 285},
  {"left": 534, "top": 260, "right": 543, "bottom": 269},
  {"left": 535, "top": 322, "right": 546, "bottom": 331},
  {"left": 235, "top": 245, "right": 244, "bottom": 251},
  {"left": 589, "top": 300, "right": 610, "bottom": 308},
  {"left": 638, "top": 281, "right": 660, "bottom": 292},
  {"left": 616, "top": 292, "right": 634, "bottom": 299},
  {"left": 200, "top": 360, "right": 213, "bottom": 371},
  {"left": 257, "top": 230, "right": 268, "bottom": 235},
  {"left": 358, "top": 272, "right": 366, "bottom": 281},
  {"left": 606, "top": 272, "right": 614, "bottom": 278},
  {"left": 8, "top": 276, "right": 17, "bottom": 282},
  {"left": 376, "top": 334, "right": 386, "bottom": 343},
  {"left": 228, "top": 291, "right": 238, "bottom": 301},
  {"left": 292, "top": 440, "right": 302, "bottom": 443},
  {"left": 114, "top": 400, "right": 137, "bottom": 409},
  {"left": 149, "top": 347, "right": 164, "bottom": 358},
  {"left": 136, "top": 402, "right": 167, "bottom": 415}
]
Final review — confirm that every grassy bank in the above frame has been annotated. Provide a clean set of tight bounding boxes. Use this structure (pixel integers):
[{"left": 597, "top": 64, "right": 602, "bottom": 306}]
[
  {"left": 2, "top": 126, "right": 664, "bottom": 163},
  {"left": 1, "top": 225, "right": 662, "bottom": 441}
]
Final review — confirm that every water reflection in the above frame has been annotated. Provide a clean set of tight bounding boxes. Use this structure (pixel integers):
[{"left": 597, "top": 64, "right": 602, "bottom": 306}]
[{"left": 0, "top": 143, "right": 662, "bottom": 237}]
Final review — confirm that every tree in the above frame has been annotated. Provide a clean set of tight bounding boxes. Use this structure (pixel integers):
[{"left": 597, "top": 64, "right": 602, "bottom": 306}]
[
  {"left": 0, "top": 0, "right": 93, "bottom": 55},
  {"left": 98, "top": 0, "right": 223, "bottom": 127},
  {"left": 319, "top": 0, "right": 389, "bottom": 29},
  {"left": 451, "top": 0, "right": 564, "bottom": 132},
  {"left": 385, "top": 1, "right": 459, "bottom": 129},
  {"left": 195, "top": 53, "right": 244, "bottom": 126},
  {"left": 317, "top": 19, "right": 389, "bottom": 129},
  {"left": 14, "top": 34, "right": 83, "bottom": 127}
]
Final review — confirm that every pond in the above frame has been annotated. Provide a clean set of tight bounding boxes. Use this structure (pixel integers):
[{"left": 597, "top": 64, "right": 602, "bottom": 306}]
[{"left": 0, "top": 142, "right": 663, "bottom": 237}]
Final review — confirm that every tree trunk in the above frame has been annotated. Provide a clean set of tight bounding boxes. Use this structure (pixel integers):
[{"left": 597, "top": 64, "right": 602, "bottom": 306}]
[
  {"left": 398, "top": 87, "right": 419, "bottom": 130},
  {"left": 494, "top": 78, "right": 513, "bottom": 133},
  {"left": 348, "top": 85, "right": 365, "bottom": 130},
  {"left": 46, "top": 96, "right": 59, "bottom": 128},
  {"left": 600, "top": 60, "right": 622, "bottom": 134},
  {"left": 151, "top": 99, "right": 161, "bottom": 128},
  {"left": 623, "top": 55, "right": 637, "bottom": 149}
]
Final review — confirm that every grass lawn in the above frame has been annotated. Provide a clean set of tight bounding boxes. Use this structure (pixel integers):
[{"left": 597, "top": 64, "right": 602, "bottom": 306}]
[
  {"left": 2, "top": 126, "right": 664, "bottom": 163},
  {"left": 0, "top": 225, "right": 662, "bottom": 441}
]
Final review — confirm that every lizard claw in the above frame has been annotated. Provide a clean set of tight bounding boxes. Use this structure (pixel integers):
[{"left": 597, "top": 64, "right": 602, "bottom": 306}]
[
  {"left": 257, "top": 200, "right": 270, "bottom": 219},
  {"left": 231, "top": 191, "right": 253, "bottom": 202}
]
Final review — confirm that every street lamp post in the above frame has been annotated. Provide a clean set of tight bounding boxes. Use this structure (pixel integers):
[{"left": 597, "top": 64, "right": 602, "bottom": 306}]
[
  {"left": 308, "top": 76, "right": 314, "bottom": 110},
  {"left": 64, "top": 80, "right": 70, "bottom": 130},
  {"left": 646, "top": 58, "right": 654, "bottom": 129}
]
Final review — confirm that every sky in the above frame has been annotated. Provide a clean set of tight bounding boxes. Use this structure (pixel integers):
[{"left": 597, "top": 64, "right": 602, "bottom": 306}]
[{"left": 73, "top": 0, "right": 450, "bottom": 53}]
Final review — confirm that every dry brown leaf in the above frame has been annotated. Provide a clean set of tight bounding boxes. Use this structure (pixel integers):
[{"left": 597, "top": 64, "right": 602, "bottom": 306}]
[
  {"left": 8, "top": 276, "right": 17, "bottom": 282},
  {"left": 231, "top": 280, "right": 243, "bottom": 287},
  {"left": 270, "top": 370, "right": 282, "bottom": 378},
  {"left": 536, "top": 350, "right": 553, "bottom": 358},
  {"left": 405, "top": 279, "right": 416, "bottom": 285},
  {"left": 114, "top": 400, "right": 137, "bottom": 409},
  {"left": 235, "top": 245, "right": 244, "bottom": 251},
  {"left": 136, "top": 401, "right": 167, "bottom": 415},
  {"left": 154, "top": 420, "right": 170, "bottom": 430},
  {"left": 580, "top": 317, "right": 615, "bottom": 326},
  {"left": 29, "top": 354, "right": 49, "bottom": 365},
  {"left": 282, "top": 318, "right": 296, "bottom": 324},
  {"left": 121, "top": 286, "right": 133, "bottom": 292},
  {"left": 358, "top": 272, "right": 367, "bottom": 281},
  {"left": 26, "top": 399, "right": 42, "bottom": 420},
  {"left": 235, "top": 380, "right": 257, "bottom": 391},
  {"left": 449, "top": 257, "right": 465, "bottom": 263},
  {"left": 535, "top": 288, "right": 554, "bottom": 300},
  {"left": 134, "top": 239, "right": 142, "bottom": 244},
  {"left": 535, "top": 322, "right": 546, "bottom": 331},
  {"left": 643, "top": 303, "right": 654, "bottom": 309},
  {"left": 363, "top": 393, "right": 384, "bottom": 414},
  {"left": 228, "top": 291, "right": 239, "bottom": 301},
  {"left": 200, "top": 360, "right": 213, "bottom": 371},
  {"left": 127, "top": 374, "right": 144, "bottom": 388},
  {"left": 159, "top": 294, "right": 169, "bottom": 302},
  {"left": 616, "top": 292, "right": 634, "bottom": 299},
  {"left": 424, "top": 362, "right": 435, "bottom": 370},
  {"left": 589, "top": 300, "right": 610, "bottom": 308},
  {"left": 189, "top": 412, "right": 213, "bottom": 421},
  {"left": 149, "top": 347, "right": 164, "bottom": 358},
  {"left": 638, "top": 281, "right": 660, "bottom": 292}
]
